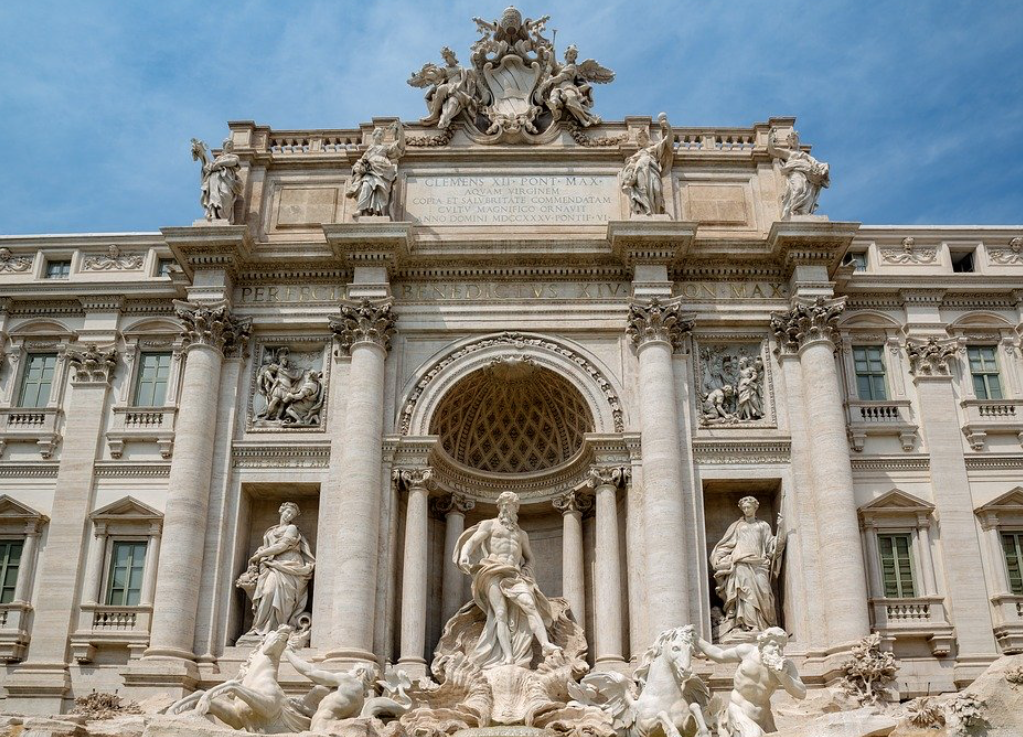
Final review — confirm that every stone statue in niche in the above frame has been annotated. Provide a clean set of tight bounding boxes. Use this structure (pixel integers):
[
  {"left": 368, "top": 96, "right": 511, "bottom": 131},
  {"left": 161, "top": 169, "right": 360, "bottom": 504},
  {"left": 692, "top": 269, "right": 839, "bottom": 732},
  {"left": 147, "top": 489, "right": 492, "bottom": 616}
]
[
  {"left": 699, "top": 344, "right": 765, "bottom": 425},
  {"left": 346, "top": 121, "right": 405, "bottom": 217},
  {"left": 454, "top": 490, "right": 562, "bottom": 667},
  {"left": 409, "top": 47, "right": 479, "bottom": 130},
  {"left": 694, "top": 627, "right": 805, "bottom": 737},
  {"left": 621, "top": 113, "right": 674, "bottom": 216},
  {"left": 236, "top": 502, "right": 315, "bottom": 637},
  {"left": 191, "top": 137, "right": 242, "bottom": 223},
  {"left": 710, "top": 496, "right": 783, "bottom": 642},
  {"left": 767, "top": 128, "right": 830, "bottom": 220},
  {"left": 254, "top": 347, "right": 324, "bottom": 427},
  {"left": 539, "top": 44, "right": 614, "bottom": 128}
]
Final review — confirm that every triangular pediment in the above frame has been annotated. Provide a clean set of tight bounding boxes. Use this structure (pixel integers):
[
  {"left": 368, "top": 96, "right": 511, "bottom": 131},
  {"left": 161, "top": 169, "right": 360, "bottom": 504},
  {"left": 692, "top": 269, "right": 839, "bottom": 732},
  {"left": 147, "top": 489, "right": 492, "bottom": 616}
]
[
  {"left": 976, "top": 487, "right": 1023, "bottom": 515},
  {"left": 0, "top": 495, "right": 47, "bottom": 522},
  {"left": 90, "top": 496, "right": 162, "bottom": 521},
  {"left": 860, "top": 488, "right": 934, "bottom": 515}
]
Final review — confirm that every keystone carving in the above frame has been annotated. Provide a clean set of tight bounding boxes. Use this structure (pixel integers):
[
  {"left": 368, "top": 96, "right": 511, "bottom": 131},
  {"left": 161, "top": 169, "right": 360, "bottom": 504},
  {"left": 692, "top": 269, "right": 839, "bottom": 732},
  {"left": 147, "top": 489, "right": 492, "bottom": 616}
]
[
  {"left": 67, "top": 344, "right": 118, "bottom": 385},
  {"left": 175, "top": 300, "right": 252, "bottom": 356},
  {"left": 906, "top": 337, "right": 960, "bottom": 376},
  {"left": 329, "top": 299, "right": 398, "bottom": 356},
  {"left": 626, "top": 298, "right": 694, "bottom": 353},
  {"left": 770, "top": 296, "right": 845, "bottom": 353}
]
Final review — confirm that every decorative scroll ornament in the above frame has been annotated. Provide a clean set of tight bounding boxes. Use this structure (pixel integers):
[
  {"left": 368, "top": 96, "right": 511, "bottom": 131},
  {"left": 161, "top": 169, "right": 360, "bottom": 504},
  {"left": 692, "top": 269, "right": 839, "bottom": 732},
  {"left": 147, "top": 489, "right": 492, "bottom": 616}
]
[
  {"left": 988, "top": 236, "right": 1023, "bottom": 265},
  {"left": 392, "top": 467, "right": 434, "bottom": 490},
  {"left": 0, "top": 248, "right": 32, "bottom": 273},
  {"left": 626, "top": 298, "right": 695, "bottom": 353},
  {"left": 880, "top": 236, "right": 938, "bottom": 265},
  {"left": 769, "top": 296, "right": 845, "bottom": 353},
  {"left": 67, "top": 344, "right": 118, "bottom": 384},
  {"left": 433, "top": 492, "right": 476, "bottom": 516},
  {"left": 174, "top": 300, "right": 252, "bottom": 356},
  {"left": 552, "top": 489, "right": 593, "bottom": 515},
  {"left": 329, "top": 299, "right": 397, "bottom": 356},
  {"left": 906, "top": 337, "right": 960, "bottom": 376},
  {"left": 83, "top": 245, "right": 144, "bottom": 271},
  {"left": 586, "top": 465, "right": 631, "bottom": 489},
  {"left": 408, "top": 7, "right": 615, "bottom": 144}
]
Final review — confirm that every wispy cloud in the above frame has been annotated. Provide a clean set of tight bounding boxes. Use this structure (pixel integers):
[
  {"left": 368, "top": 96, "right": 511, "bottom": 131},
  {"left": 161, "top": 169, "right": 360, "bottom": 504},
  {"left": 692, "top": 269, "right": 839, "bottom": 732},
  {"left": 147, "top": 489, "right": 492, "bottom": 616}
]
[{"left": 0, "top": 0, "right": 1020, "bottom": 233}]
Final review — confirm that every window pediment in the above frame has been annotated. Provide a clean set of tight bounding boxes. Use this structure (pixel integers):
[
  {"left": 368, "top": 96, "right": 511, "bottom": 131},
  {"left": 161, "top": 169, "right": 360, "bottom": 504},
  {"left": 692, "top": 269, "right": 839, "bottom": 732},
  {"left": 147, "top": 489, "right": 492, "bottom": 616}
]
[
  {"left": 0, "top": 495, "right": 48, "bottom": 535},
  {"left": 860, "top": 488, "right": 934, "bottom": 528}
]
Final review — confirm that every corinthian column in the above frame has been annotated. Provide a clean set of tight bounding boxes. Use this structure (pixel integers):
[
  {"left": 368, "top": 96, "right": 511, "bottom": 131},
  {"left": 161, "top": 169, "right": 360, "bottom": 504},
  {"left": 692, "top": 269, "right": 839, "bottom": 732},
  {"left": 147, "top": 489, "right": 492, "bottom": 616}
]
[
  {"left": 770, "top": 297, "right": 869, "bottom": 647},
  {"left": 146, "top": 302, "right": 250, "bottom": 661},
  {"left": 436, "top": 493, "right": 474, "bottom": 625},
  {"left": 553, "top": 490, "right": 590, "bottom": 628},
  {"left": 326, "top": 299, "right": 396, "bottom": 662},
  {"left": 626, "top": 298, "right": 694, "bottom": 636},
  {"left": 589, "top": 465, "right": 629, "bottom": 670},
  {"left": 395, "top": 468, "right": 432, "bottom": 676}
]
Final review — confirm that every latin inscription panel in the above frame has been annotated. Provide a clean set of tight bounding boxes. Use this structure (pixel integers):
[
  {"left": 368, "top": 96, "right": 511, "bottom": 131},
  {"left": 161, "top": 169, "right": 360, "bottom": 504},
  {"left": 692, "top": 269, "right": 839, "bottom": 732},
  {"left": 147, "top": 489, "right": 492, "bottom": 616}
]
[{"left": 404, "top": 174, "right": 618, "bottom": 225}]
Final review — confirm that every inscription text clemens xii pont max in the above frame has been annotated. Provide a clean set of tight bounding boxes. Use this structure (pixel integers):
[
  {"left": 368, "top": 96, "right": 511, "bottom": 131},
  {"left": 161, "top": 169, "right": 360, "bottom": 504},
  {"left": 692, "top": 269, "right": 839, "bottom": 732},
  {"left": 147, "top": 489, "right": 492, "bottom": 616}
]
[{"left": 404, "top": 175, "right": 618, "bottom": 225}]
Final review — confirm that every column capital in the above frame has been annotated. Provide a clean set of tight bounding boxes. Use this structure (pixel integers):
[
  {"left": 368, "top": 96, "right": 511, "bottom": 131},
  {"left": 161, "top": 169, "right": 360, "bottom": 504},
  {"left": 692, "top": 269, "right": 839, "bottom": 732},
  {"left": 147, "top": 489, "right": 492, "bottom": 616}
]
[
  {"left": 432, "top": 492, "right": 475, "bottom": 516},
  {"left": 770, "top": 295, "right": 845, "bottom": 353},
  {"left": 392, "top": 467, "right": 433, "bottom": 491},
  {"left": 586, "top": 465, "right": 631, "bottom": 491},
  {"left": 905, "top": 336, "right": 961, "bottom": 378},
  {"left": 330, "top": 298, "right": 397, "bottom": 356},
  {"left": 626, "top": 297, "right": 694, "bottom": 354},
  {"left": 553, "top": 490, "right": 593, "bottom": 516},
  {"left": 66, "top": 344, "right": 118, "bottom": 386},
  {"left": 173, "top": 299, "right": 251, "bottom": 357}
]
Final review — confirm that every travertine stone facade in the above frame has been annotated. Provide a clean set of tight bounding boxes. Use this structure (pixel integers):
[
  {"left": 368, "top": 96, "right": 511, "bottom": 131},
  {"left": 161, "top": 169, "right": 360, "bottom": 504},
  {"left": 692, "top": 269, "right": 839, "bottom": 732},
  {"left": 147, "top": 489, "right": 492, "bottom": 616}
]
[{"left": 0, "top": 29, "right": 1021, "bottom": 715}]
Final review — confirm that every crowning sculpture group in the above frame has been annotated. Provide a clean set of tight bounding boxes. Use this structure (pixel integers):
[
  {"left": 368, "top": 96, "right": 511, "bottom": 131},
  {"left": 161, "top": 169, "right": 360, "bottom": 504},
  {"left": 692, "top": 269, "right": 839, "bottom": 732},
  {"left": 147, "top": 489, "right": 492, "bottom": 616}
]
[{"left": 174, "top": 7, "right": 827, "bottom": 737}]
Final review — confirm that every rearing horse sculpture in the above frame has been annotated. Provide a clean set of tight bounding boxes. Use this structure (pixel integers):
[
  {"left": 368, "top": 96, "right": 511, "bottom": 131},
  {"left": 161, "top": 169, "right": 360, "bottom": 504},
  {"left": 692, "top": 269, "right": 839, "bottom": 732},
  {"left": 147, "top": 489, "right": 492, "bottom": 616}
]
[{"left": 568, "top": 626, "right": 710, "bottom": 737}]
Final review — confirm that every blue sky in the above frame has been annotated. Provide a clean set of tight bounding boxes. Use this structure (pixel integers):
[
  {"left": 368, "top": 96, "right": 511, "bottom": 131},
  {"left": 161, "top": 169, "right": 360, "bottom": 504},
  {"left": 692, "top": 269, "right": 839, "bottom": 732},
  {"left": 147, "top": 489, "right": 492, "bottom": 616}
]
[{"left": 1, "top": 0, "right": 1021, "bottom": 234}]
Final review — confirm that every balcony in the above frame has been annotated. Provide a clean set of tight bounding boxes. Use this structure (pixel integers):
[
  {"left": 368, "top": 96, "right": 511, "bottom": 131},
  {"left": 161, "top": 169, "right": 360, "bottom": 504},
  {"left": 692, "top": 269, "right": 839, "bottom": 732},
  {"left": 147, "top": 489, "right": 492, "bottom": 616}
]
[
  {"left": 70, "top": 604, "right": 152, "bottom": 663},
  {"left": 0, "top": 407, "right": 62, "bottom": 458},
  {"left": 991, "top": 594, "right": 1023, "bottom": 654},
  {"left": 0, "top": 602, "right": 33, "bottom": 662},
  {"left": 870, "top": 596, "right": 954, "bottom": 656},
  {"left": 846, "top": 399, "right": 918, "bottom": 452},
  {"left": 961, "top": 399, "right": 1023, "bottom": 451},
  {"left": 106, "top": 406, "right": 177, "bottom": 459}
]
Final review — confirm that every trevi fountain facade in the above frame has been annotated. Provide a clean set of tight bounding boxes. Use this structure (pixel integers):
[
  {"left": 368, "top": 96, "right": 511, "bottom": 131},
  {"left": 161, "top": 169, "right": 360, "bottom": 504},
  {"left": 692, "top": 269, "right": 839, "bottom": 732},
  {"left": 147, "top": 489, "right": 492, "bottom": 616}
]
[{"left": 0, "top": 9, "right": 1021, "bottom": 737}]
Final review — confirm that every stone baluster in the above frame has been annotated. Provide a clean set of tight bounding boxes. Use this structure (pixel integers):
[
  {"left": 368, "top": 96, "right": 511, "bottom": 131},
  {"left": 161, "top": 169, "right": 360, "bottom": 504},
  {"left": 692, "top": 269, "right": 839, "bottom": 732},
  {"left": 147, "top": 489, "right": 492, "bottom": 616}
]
[
  {"left": 770, "top": 297, "right": 869, "bottom": 646},
  {"left": 396, "top": 468, "right": 433, "bottom": 676},
  {"left": 905, "top": 336, "right": 998, "bottom": 659},
  {"left": 145, "top": 301, "right": 250, "bottom": 662},
  {"left": 553, "top": 490, "right": 591, "bottom": 629},
  {"left": 436, "top": 493, "right": 475, "bottom": 625},
  {"left": 326, "top": 299, "right": 397, "bottom": 662},
  {"left": 588, "top": 465, "right": 630, "bottom": 670},
  {"left": 626, "top": 298, "right": 694, "bottom": 635}
]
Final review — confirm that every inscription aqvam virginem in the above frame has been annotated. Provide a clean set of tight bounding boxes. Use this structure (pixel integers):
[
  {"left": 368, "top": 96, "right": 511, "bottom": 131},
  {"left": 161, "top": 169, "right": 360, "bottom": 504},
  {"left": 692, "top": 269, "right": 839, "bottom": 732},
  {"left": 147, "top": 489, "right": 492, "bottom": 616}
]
[{"left": 405, "top": 175, "right": 618, "bottom": 225}]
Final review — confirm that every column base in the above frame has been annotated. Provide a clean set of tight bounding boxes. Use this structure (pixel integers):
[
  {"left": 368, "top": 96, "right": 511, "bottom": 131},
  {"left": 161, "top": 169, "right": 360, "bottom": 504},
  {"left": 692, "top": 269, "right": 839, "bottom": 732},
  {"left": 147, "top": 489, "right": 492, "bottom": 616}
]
[
  {"left": 122, "top": 657, "right": 200, "bottom": 701},
  {"left": 592, "top": 656, "right": 628, "bottom": 674},
  {"left": 321, "top": 647, "right": 379, "bottom": 665},
  {"left": 4, "top": 662, "right": 72, "bottom": 715},
  {"left": 396, "top": 657, "right": 428, "bottom": 680}
]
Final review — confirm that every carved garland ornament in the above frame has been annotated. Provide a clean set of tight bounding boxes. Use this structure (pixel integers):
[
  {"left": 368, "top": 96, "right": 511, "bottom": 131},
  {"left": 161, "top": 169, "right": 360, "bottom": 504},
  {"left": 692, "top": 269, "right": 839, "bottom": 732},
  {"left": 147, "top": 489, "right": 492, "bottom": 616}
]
[
  {"left": 988, "top": 236, "right": 1023, "bottom": 266},
  {"left": 0, "top": 248, "right": 32, "bottom": 273},
  {"left": 769, "top": 296, "right": 845, "bottom": 353},
  {"left": 399, "top": 332, "right": 624, "bottom": 435},
  {"left": 329, "top": 299, "right": 397, "bottom": 355},
  {"left": 626, "top": 298, "right": 695, "bottom": 353},
  {"left": 905, "top": 337, "right": 960, "bottom": 376},
  {"left": 175, "top": 301, "right": 252, "bottom": 356},
  {"left": 67, "top": 344, "right": 118, "bottom": 384},
  {"left": 879, "top": 237, "right": 938, "bottom": 265}
]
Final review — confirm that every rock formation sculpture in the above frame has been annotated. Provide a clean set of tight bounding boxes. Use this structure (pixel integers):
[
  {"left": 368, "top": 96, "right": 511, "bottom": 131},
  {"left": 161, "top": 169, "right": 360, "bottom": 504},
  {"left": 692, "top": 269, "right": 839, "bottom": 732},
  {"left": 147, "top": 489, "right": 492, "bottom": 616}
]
[
  {"left": 346, "top": 122, "right": 405, "bottom": 218},
  {"left": 710, "top": 496, "right": 783, "bottom": 641},
  {"left": 621, "top": 113, "right": 673, "bottom": 216},
  {"left": 694, "top": 627, "right": 805, "bottom": 737},
  {"left": 236, "top": 502, "right": 315, "bottom": 637},
  {"left": 839, "top": 632, "right": 898, "bottom": 705},
  {"left": 767, "top": 128, "right": 829, "bottom": 219},
  {"left": 191, "top": 137, "right": 242, "bottom": 223},
  {"left": 569, "top": 625, "right": 711, "bottom": 737}
]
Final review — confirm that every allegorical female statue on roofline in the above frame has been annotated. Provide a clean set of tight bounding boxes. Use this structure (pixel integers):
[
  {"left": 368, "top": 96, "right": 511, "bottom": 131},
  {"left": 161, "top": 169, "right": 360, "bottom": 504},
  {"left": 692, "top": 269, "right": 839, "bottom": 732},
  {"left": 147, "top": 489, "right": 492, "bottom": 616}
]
[
  {"left": 346, "top": 121, "right": 406, "bottom": 217},
  {"left": 191, "top": 137, "right": 242, "bottom": 222},
  {"left": 621, "top": 113, "right": 674, "bottom": 216}
]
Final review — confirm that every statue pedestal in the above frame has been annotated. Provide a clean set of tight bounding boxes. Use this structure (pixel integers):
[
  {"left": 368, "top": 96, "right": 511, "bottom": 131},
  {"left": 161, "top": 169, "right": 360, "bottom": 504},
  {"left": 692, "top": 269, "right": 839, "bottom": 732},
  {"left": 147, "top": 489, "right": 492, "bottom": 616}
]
[{"left": 191, "top": 218, "right": 233, "bottom": 227}]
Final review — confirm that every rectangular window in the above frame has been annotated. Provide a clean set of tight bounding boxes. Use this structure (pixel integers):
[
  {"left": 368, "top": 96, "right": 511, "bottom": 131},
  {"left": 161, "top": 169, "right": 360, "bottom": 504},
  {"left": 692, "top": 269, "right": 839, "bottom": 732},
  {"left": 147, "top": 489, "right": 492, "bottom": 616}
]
[
  {"left": 106, "top": 541, "right": 147, "bottom": 607},
  {"left": 951, "top": 250, "right": 976, "bottom": 273},
  {"left": 968, "top": 346, "right": 1003, "bottom": 400},
  {"left": 846, "top": 252, "right": 868, "bottom": 271},
  {"left": 133, "top": 352, "right": 172, "bottom": 406},
  {"left": 878, "top": 533, "right": 915, "bottom": 598},
  {"left": 45, "top": 260, "right": 71, "bottom": 279},
  {"left": 18, "top": 353, "right": 58, "bottom": 408},
  {"left": 0, "top": 541, "right": 23, "bottom": 605},
  {"left": 157, "top": 258, "right": 176, "bottom": 277},
  {"left": 1004, "top": 532, "right": 1023, "bottom": 595},
  {"left": 853, "top": 345, "right": 888, "bottom": 401}
]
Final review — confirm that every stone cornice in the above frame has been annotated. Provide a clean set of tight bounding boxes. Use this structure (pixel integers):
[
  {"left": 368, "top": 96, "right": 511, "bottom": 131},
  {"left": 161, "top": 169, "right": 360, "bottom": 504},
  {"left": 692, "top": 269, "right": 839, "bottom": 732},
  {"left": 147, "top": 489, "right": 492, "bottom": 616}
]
[
  {"left": 607, "top": 219, "right": 697, "bottom": 268},
  {"left": 329, "top": 298, "right": 397, "bottom": 356},
  {"left": 162, "top": 224, "right": 251, "bottom": 279},
  {"left": 323, "top": 221, "right": 413, "bottom": 274},
  {"left": 626, "top": 297, "right": 695, "bottom": 354},
  {"left": 766, "top": 219, "right": 861, "bottom": 277}
]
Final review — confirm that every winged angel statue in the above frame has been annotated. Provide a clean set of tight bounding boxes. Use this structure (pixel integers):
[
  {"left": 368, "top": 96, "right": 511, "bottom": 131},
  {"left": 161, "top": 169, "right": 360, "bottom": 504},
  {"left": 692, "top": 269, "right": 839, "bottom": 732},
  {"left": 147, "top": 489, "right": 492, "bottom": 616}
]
[{"left": 407, "top": 7, "right": 615, "bottom": 142}]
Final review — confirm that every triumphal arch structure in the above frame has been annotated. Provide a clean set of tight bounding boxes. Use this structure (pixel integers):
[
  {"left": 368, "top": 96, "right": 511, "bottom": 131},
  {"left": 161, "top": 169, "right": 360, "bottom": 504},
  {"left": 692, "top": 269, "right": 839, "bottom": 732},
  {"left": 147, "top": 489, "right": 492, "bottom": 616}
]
[{"left": 0, "top": 7, "right": 1022, "bottom": 734}]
